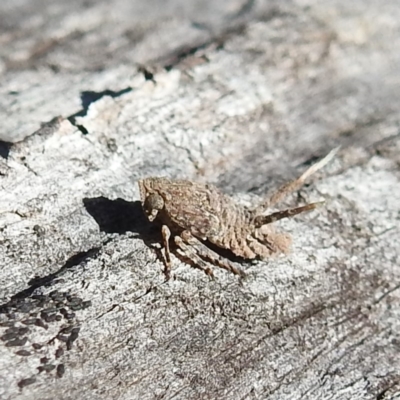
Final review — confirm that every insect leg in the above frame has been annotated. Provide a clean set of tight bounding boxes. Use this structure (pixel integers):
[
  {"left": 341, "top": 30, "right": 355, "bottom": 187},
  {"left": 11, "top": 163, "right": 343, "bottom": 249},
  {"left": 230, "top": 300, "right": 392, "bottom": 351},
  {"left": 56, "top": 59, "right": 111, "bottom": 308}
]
[
  {"left": 252, "top": 147, "right": 338, "bottom": 214},
  {"left": 161, "top": 225, "right": 172, "bottom": 276},
  {"left": 246, "top": 236, "right": 274, "bottom": 258},
  {"left": 174, "top": 235, "right": 214, "bottom": 277},
  {"left": 180, "top": 231, "right": 245, "bottom": 277}
]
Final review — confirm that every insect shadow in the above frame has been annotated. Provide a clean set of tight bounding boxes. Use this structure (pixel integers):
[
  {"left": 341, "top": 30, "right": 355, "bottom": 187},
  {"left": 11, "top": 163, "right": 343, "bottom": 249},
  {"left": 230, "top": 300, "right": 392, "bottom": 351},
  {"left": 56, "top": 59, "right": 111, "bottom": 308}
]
[
  {"left": 83, "top": 197, "right": 156, "bottom": 236},
  {"left": 0, "top": 140, "right": 12, "bottom": 159}
]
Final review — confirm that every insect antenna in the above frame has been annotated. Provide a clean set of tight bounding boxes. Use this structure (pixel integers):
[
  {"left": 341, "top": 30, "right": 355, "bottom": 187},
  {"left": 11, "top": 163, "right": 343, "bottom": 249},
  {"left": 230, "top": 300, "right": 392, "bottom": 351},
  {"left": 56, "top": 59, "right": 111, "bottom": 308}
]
[
  {"left": 253, "top": 201, "right": 325, "bottom": 227},
  {"left": 251, "top": 147, "right": 339, "bottom": 216}
]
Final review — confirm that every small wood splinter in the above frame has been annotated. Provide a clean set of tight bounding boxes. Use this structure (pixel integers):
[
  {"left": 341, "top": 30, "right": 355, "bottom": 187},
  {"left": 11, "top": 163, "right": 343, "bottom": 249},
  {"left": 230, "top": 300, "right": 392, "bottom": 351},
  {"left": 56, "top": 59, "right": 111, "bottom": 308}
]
[{"left": 139, "top": 148, "right": 338, "bottom": 278}]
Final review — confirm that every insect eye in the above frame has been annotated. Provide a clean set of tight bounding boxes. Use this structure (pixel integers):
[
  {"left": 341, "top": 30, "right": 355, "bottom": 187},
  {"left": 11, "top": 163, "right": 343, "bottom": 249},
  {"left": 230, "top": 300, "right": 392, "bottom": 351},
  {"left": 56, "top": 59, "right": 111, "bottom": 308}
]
[
  {"left": 146, "top": 193, "right": 164, "bottom": 210},
  {"left": 144, "top": 193, "right": 164, "bottom": 221}
]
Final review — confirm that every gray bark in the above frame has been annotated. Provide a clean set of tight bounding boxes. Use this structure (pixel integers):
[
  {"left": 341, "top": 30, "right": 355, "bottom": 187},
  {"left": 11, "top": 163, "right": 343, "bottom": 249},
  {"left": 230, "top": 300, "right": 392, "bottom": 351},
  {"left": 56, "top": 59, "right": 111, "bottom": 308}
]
[{"left": 1, "top": 0, "right": 400, "bottom": 399}]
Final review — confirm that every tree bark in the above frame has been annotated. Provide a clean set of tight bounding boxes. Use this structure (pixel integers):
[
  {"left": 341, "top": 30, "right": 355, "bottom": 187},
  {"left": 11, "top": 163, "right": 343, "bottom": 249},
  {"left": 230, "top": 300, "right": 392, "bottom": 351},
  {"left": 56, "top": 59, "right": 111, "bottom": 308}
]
[{"left": 1, "top": 1, "right": 399, "bottom": 399}]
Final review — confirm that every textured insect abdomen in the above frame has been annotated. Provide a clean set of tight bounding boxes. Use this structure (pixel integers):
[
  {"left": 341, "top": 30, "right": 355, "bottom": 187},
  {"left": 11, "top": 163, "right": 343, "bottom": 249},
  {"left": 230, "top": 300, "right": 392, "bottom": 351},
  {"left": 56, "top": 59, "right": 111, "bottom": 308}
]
[{"left": 207, "top": 196, "right": 255, "bottom": 258}]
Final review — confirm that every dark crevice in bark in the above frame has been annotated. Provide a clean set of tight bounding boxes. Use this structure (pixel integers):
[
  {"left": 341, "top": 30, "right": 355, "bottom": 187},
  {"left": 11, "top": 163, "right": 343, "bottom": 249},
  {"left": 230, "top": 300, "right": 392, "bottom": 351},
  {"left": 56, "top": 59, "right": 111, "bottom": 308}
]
[
  {"left": 67, "top": 87, "right": 132, "bottom": 134},
  {"left": 0, "top": 245, "right": 105, "bottom": 312}
]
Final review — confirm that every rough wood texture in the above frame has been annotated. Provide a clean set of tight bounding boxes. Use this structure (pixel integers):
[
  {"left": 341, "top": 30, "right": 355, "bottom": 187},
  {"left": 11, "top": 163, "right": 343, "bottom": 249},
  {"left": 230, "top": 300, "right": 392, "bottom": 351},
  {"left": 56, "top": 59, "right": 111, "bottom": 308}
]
[{"left": 1, "top": 0, "right": 400, "bottom": 399}]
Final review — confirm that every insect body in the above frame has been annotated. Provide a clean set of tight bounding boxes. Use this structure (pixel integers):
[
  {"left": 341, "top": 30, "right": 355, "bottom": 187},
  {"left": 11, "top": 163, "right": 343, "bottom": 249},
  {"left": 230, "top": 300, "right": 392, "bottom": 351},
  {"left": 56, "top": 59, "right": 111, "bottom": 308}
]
[{"left": 139, "top": 149, "right": 337, "bottom": 278}]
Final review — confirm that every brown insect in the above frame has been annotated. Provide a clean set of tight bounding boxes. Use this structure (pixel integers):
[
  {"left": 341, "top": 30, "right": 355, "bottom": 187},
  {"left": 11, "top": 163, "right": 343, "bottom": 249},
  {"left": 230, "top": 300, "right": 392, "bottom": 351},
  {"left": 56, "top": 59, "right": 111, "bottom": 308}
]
[{"left": 139, "top": 149, "right": 337, "bottom": 278}]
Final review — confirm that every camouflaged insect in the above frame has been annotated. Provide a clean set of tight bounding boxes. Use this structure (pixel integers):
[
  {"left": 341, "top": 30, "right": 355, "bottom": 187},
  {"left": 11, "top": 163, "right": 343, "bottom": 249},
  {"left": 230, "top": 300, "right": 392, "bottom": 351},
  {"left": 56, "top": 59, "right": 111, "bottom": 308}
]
[{"left": 139, "top": 149, "right": 337, "bottom": 278}]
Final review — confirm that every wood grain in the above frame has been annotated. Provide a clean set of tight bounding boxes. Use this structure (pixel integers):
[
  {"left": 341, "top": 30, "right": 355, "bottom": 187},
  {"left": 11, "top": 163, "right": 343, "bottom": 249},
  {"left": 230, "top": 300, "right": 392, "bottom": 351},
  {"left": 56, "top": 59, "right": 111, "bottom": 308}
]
[{"left": 1, "top": 0, "right": 399, "bottom": 399}]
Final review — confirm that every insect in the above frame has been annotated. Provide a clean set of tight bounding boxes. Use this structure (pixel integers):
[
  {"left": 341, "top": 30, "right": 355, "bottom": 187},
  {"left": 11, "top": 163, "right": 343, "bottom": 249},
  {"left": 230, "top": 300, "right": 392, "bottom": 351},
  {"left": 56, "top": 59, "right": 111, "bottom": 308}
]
[{"left": 139, "top": 149, "right": 337, "bottom": 278}]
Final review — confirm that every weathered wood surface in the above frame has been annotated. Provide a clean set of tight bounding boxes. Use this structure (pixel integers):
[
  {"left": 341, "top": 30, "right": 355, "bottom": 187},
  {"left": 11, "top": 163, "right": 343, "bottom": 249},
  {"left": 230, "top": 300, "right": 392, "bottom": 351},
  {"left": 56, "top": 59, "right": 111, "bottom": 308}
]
[{"left": 1, "top": 0, "right": 400, "bottom": 399}]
